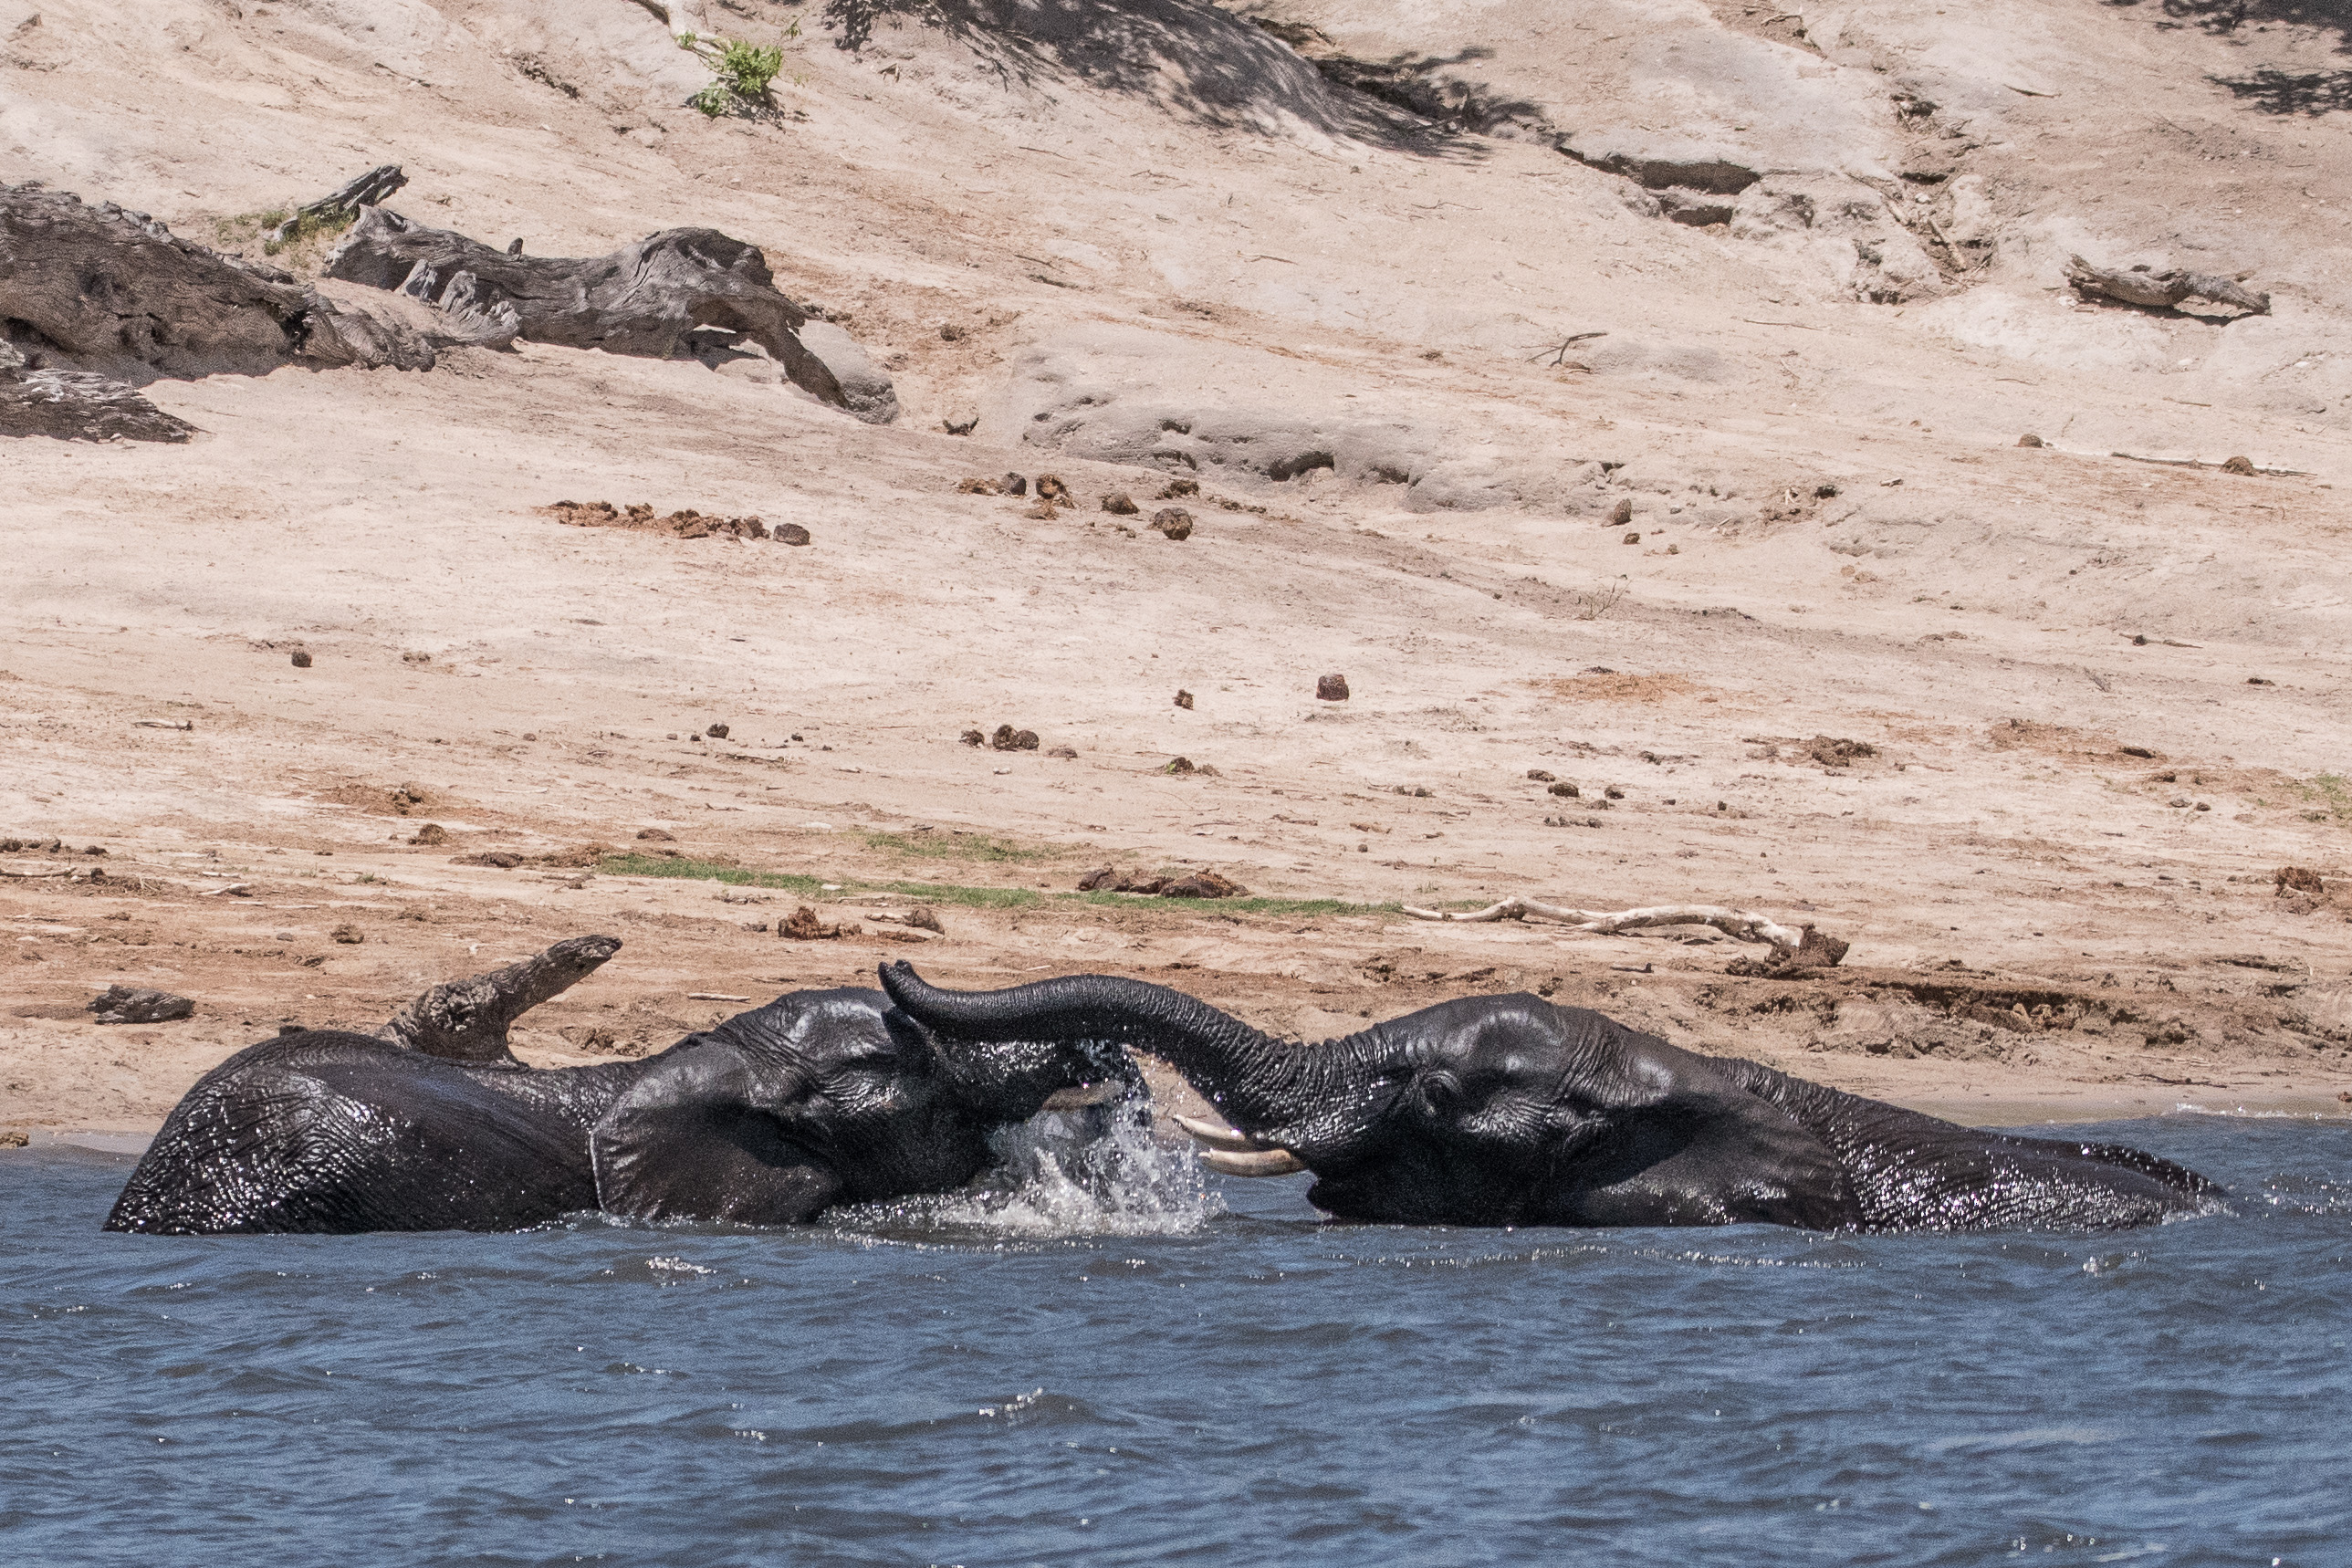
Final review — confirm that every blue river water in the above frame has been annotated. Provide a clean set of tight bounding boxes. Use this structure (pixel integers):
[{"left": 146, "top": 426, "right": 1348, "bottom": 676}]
[{"left": 3, "top": 1113, "right": 2347, "bottom": 1567}]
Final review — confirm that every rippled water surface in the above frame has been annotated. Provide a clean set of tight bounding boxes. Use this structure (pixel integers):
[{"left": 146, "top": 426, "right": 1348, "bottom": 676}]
[{"left": 5, "top": 1115, "right": 2348, "bottom": 1566}]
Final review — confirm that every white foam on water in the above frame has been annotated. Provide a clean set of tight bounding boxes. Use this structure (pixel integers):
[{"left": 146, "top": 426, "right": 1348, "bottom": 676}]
[{"left": 839, "top": 1097, "right": 1224, "bottom": 1238}]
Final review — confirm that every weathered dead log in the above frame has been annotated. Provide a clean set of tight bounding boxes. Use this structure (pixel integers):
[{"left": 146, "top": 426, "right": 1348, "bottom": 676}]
[
  {"left": 1, "top": 340, "right": 194, "bottom": 441},
  {"left": 1, "top": 182, "right": 316, "bottom": 376},
  {"left": 267, "top": 164, "right": 407, "bottom": 248},
  {"left": 0, "top": 180, "right": 445, "bottom": 417},
  {"left": 379, "top": 934, "right": 622, "bottom": 1066},
  {"left": 2065, "top": 255, "right": 2270, "bottom": 316},
  {"left": 322, "top": 207, "right": 887, "bottom": 420}
]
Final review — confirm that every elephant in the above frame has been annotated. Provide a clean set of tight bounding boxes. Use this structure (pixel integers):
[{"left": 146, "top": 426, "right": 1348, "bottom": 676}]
[
  {"left": 875, "top": 964, "right": 2222, "bottom": 1232},
  {"left": 104, "top": 937, "right": 1141, "bottom": 1235}
]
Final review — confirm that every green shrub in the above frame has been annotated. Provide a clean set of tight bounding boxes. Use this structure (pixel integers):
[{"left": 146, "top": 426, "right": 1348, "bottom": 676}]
[{"left": 678, "top": 29, "right": 791, "bottom": 118}]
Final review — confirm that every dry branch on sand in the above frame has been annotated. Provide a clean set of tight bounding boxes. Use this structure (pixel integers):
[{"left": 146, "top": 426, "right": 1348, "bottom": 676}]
[
  {"left": 2065, "top": 256, "right": 2270, "bottom": 317},
  {"left": 1402, "top": 897, "right": 1819, "bottom": 948}
]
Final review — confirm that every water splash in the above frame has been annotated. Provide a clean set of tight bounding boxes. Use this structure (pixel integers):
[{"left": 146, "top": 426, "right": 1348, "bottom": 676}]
[{"left": 833, "top": 1095, "right": 1222, "bottom": 1238}]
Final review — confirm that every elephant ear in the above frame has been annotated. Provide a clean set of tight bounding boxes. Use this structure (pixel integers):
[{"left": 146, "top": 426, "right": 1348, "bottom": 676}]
[
  {"left": 590, "top": 1037, "right": 841, "bottom": 1225},
  {"left": 1573, "top": 1086, "right": 1859, "bottom": 1230}
]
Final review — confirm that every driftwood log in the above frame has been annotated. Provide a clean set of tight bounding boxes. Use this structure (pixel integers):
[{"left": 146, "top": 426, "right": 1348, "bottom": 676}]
[
  {"left": 268, "top": 163, "right": 407, "bottom": 248},
  {"left": 1, "top": 182, "right": 326, "bottom": 377},
  {"left": 1, "top": 181, "right": 457, "bottom": 440},
  {"left": 1402, "top": 898, "right": 1811, "bottom": 945},
  {"left": 1, "top": 339, "right": 194, "bottom": 441},
  {"left": 380, "top": 934, "right": 621, "bottom": 1066},
  {"left": 323, "top": 207, "right": 892, "bottom": 421},
  {"left": 2065, "top": 256, "right": 2270, "bottom": 317},
  {"left": 1401, "top": 898, "right": 1851, "bottom": 972}
]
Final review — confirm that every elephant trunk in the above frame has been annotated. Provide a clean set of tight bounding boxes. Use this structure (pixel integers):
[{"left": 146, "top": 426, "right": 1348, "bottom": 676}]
[{"left": 879, "top": 963, "right": 1363, "bottom": 1147}]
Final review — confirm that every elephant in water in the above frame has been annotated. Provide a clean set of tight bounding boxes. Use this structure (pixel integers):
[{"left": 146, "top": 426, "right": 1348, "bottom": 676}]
[
  {"left": 877, "top": 965, "right": 2221, "bottom": 1232},
  {"left": 105, "top": 938, "right": 1140, "bottom": 1235}
]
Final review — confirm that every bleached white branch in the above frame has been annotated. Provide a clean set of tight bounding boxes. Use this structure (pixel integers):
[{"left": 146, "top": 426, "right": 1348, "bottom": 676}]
[{"left": 1399, "top": 898, "right": 1808, "bottom": 947}]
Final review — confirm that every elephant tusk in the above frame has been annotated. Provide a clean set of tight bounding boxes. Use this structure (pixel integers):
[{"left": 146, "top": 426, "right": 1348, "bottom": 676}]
[
  {"left": 1173, "top": 1113, "right": 1273, "bottom": 1152},
  {"left": 1199, "top": 1148, "right": 1310, "bottom": 1178}
]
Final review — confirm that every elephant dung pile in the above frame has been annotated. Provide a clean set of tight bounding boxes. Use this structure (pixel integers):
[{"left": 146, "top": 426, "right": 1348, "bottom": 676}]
[{"left": 542, "top": 501, "right": 775, "bottom": 541}]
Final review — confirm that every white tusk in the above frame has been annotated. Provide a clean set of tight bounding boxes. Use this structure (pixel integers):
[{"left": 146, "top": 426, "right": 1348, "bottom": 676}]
[
  {"left": 1200, "top": 1148, "right": 1309, "bottom": 1178},
  {"left": 1173, "top": 1113, "right": 1271, "bottom": 1152}
]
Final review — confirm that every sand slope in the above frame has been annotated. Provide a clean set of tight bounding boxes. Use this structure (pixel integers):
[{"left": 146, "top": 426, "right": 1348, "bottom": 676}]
[{"left": 4, "top": 0, "right": 2349, "bottom": 1137}]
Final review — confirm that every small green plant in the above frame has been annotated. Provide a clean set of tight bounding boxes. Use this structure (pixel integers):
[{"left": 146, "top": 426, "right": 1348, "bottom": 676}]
[
  {"left": 214, "top": 205, "right": 355, "bottom": 258},
  {"left": 678, "top": 29, "right": 791, "bottom": 118}
]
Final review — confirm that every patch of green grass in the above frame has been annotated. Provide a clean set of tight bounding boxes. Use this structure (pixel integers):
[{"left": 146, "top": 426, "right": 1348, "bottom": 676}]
[
  {"left": 1069, "top": 892, "right": 1396, "bottom": 917},
  {"left": 214, "top": 206, "right": 353, "bottom": 256},
  {"left": 862, "top": 830, "right": 1061, "bottom": 864},
  {"left": 2292, "top": 774, "right": 2352, "bottom": 824},
  {"left": 214, "top": 209, "right": 289, "bottom": 246},
  {"left": 597, "top": 852, "right": 1408, "bottom": 920},
  {"left": 877, "top": 881, "right": 1043, "bottom": 910},
  {"left": 599, "top": 852, "right": 823, "bottom": 895}
]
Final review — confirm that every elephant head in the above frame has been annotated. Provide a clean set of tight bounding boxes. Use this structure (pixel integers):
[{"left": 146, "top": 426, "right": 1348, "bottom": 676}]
[
  {"left": 589, "top": 984, "right": 1143, "bottom": 1225},
  {"left": 876, "top": 964, "right": 2220, "bottom": 1232}
]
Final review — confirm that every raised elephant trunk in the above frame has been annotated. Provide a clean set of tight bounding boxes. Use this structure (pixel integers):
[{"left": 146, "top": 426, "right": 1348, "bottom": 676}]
[{"left": 878, "top": 963, "right": 1375, "bottom": 1158}]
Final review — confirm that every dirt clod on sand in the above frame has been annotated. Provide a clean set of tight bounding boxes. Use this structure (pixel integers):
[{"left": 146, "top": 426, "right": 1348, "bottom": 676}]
[
  {"left": 636, "top": 828, "right": 675, "bottom": 841},
  {"left": 772, "top": 523, "right": 811, "bottom": 546},
  {"left": 705, "top": 724, "right": 730, "bottom": 740},
  {"left": 1150, "top": 507, "right": 1194, "bottom": 540},
  {"left": 1317, "top": 674, "right": 1350, "bottom": 701},
  {"left": 957, "top": 476, "right": 1002, "bottom": 495},
  {"left": 1002, "top": 474, "right": 1028, "bottom": 497},
  {"left": 1175, "top": 689, "right": 1195, "bottom": 709},
  {"left": 1102, "top": 491, "right": 1139, "bottom": 516},
  {"left": 990, "top": 725, "right": 1040, "bottom": 751},
  {"left": 1164, "top": 870, "right": 1249, "bottom": 898},
  {"left": 542, "top": 502, "right": 768, "bottom": 540},
  {"left": 289, "top": 650, "right": 312, "bottom": 668},
  {"left": 2221, "top": 455, "right": 2257, "bottom": 476},
  {"left": 1548, "top": 780, "right": 1581, "bottom": 798},
  {"left": 1610, "top": 498, "right": 1634, "bottom": 526},
  {"left": 1805, "top": 736, "right": 1878, "bottom": 768},
  {"left": 89, "top": 986, "right": 195, "bottom": 1024},
  {"left": 1076, "top": 866, "right": 1249, "bottom": 897},
  {"left": 959, "top": 728, "right": 985, "bottom": 747},
  {"left": 408, "top": 822, "right": 449, "bottom": 845},
  {"left": 1033, "top": 476, "right": 1070, "bottom": 503},
  {"left": 453, "top": 851, "right": 524, "bottom": 867},
  {"left": 1542, "top": 672, "right": 1699, "bottom": 703},
  {"left": 1724, "top": 925, "right": 1851, "bottom": 977},
  {"left": 2276, "top": 865, "right": 2326, "bottom": 896},
  {"left": 1159, "top": 478, "right": 1199, "bottom": 499},
  {"left": 781, "top": 904, "right": 860, "bottom": 939},
  {"left": 331, "top": 924, "right": 364, "bottom": 944}
]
